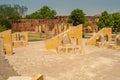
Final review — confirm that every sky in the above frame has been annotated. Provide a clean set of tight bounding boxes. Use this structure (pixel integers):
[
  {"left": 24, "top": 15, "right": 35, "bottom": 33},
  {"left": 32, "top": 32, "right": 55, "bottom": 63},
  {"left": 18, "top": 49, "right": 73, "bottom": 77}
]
[{"left": 0, "top": 0, "right": 120, "bottom": 16}]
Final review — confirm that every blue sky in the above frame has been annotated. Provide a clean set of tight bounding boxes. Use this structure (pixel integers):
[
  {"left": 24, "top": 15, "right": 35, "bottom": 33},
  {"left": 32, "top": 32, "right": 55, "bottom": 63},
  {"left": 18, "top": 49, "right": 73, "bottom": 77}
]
[{"left": 0, "top": 0, "right": 120, "bottom": 16}]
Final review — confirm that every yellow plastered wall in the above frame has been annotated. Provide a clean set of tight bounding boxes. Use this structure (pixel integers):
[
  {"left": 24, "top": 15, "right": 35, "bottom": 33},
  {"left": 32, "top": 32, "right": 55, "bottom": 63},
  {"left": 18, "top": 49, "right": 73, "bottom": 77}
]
[
  {"left": 45, "top": 24, "right": 82, "bottom": 49},
  {"left": 86, "top": 28, "right": 112, "bottom": 45},
  {"left": 12, "top": 32, "right": 28, "bottom": 48},
  {"left": 0, "top": 30, "right": 13, "bottom": 55}
]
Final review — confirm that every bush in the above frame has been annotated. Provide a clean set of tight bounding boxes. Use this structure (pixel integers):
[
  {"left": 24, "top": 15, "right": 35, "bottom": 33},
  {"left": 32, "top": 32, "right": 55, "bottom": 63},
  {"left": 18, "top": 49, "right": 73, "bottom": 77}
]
[
  {"left": 0, "top": 25, "right": 7, "bottom": 32},
  {"left": 0, "top": 19, "right": 12, "bottom": 29}
]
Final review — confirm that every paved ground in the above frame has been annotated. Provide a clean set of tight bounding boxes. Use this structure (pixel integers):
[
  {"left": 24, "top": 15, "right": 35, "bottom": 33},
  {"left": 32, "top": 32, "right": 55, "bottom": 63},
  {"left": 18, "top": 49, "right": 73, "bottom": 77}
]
[
  {"left": 0, "top": 53, "right": 18, "bottom": 80},
  {"left": 5, "top": 41, "right": 120, "bottom": 80}
]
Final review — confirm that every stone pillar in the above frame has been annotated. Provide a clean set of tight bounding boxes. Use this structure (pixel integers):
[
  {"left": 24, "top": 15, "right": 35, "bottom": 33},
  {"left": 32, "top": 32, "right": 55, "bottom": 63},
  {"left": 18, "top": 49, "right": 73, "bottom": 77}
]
[
  {"left": 45, "top": 25, "right": 49, "bottom": 32},
  {"left": 64, "top": 24, "right": 67, "bottom": 31},
  {"left": 58, "top": 24, "right": 62, "bottom": 33},
  {"left": 42, "top": 24, "right": 45, "bottom": 33},
  {"left": 54, "top": 24, "right": 58, "bottom": 34},
  {"left": 38, "top": 25, "right": 42, "bottom": 32},
  {"left": 35, "top": 26, "right": 39, "bottom": 32},
  {"left": 68, "top": 24, "right": 73, "bottom": 29},
  {"left": 115, "top": 34, "right": 120, "bottom": 46},
  {"left": 24, "top": 32, "right": 28, "bottom": 45}
]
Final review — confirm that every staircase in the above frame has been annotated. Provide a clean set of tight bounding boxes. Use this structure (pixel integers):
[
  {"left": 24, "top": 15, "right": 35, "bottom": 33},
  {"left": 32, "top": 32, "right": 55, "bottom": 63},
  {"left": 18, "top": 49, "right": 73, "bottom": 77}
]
[
  {"left": 86, "top": 28, "right": 112, "bottom": 45},
  {"left": 45, "top": 24, "right": 82, "bottom": 49}
]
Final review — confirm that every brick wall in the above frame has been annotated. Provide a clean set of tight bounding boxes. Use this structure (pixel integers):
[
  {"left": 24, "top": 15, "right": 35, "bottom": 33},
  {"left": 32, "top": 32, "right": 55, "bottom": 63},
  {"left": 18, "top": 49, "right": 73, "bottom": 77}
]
[{"left": 11, "top": 18, "right": 66, "bottom": 32}]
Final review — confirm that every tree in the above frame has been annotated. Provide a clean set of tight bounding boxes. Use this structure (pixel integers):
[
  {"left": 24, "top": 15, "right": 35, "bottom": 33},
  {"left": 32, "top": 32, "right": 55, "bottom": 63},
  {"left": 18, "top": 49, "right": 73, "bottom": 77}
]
[
  {"left": 0, "top": 25, "right": 7, "bottom": 32},
  {"left": 68, "top": 8, "right": 85, "bottom": 26},
  {"left": 83, "top": 20, "right": 91, "bottom": 27},
  {"left": 14, "top": 4, "right": 28, "bottom": 18},
  {"left": 112, "top": 12, "right": 120, "bottom": 32},
  {"left": 26, "top": 11, "right": 40, "bottom": 19},
  {"left": 26, "top": 5, "right": 56, "bottom": 19},
  {"left": 0, "top": 19, "right": 12, "bottom": 32},
  {"left": 0, "top": 4, "right": 21, "bottom": 19},
  {"left": 0, "top": 19, "right": 12, "bottom": 29},
  {"left": 97, "top": 11, "right": 113, "bottom": 29}
]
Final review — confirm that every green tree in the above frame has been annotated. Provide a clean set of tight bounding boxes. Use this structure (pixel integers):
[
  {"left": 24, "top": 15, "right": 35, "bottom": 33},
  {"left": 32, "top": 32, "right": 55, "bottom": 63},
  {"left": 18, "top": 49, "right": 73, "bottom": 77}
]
[
  {"left": 0, "top": 25, "right": 7, "bottom": 32},
  {"left": 26, "top": 5, "right": 56, "bottom": 19},
  {"left": 0, "top": 19, "right": 12, "bottom": 29},
  {"left": 26, "top": 11, "right": 40, "bottom": 19},
  {"left": 14, "top": 4, "right": 28, "bottom": 18},
  {"left": 97, "top": 11, "right": 113, "bottom": 29},
  {"left": 0, "top": 4, "right": 21, "bottom": 19},
  {"left": 83, "top": 20, "right": 91, "bottom": 27},
  {"left": 112, "top": 12, "right": 120, "bottom": 32},
  {"left": 68, "top": 8, "right": 85, "bottom": 26}
]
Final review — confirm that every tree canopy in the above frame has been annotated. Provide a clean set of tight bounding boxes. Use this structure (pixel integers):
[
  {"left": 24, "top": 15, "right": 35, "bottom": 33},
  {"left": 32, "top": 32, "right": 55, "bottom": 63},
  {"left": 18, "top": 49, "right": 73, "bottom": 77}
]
[
  {"left": 0, "top": 4, "right": 28, "bottom": 19},
  {"left": 83, "top": 20, "right": 91, "bottom": 27},
  {"left": 0, "top": 4, "right": 20, "bottom": 19},
  {"left": 26, "top": 6, "right": 56, "bottom": 19},
  {"left": 112, "top": 12, "right": 120, "bottom": 32},
  {"left": 0, "top": 4, "right": 28, "bottom": 32},
  {"left": 97, "top": 11, "right": 113, "bottom": 29},
  {"left": 0, "top": 19, "right": 12, "bottom": 32},
  {"left": 68, "top": 8, "right": 85, "bottom": 26},
  {"left": 0, "top": 25, "right": 7, "bottom": 32},
  {"left": 97, "top": 11, "right": 120, "bottom": 32},
  {"left": 13, "top": 4, "right": 28, "bottom": 18}
]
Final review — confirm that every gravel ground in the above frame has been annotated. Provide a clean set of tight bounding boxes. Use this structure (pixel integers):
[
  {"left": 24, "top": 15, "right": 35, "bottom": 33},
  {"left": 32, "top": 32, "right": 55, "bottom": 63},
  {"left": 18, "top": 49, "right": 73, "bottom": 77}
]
[{"left": 5, "top": 41, "right": 120, "bottom": 80}]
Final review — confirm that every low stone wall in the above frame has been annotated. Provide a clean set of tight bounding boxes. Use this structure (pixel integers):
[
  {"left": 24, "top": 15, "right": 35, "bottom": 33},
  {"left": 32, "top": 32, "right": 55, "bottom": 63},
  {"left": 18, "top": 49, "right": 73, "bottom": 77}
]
[{"left": 12, "top": 32, "right": 28, "bottom": 48}]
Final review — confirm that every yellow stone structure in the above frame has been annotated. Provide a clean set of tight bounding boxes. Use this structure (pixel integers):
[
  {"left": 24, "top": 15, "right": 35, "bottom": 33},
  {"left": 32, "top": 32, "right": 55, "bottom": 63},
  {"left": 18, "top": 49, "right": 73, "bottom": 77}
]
[
  {"left": 0, "top": 30, "right": 13, "bottom": 55},
  {"left": 86, "top": 28, "right": 112, "bottom": 45},
  {"left": 32, "top": 74, "right": 43, "bottom": 80},
  {"left": 45, "top": 24, "right": 82, "bottom": 50},
  {"left": 12, "top": 32, "right": 28, "bottom": 48}
]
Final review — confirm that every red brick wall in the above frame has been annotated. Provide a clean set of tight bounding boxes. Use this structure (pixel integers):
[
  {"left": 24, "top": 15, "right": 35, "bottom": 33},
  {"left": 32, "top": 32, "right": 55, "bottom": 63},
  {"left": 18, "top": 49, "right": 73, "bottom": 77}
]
[{"left": 12, "top": 16, "right": 68, "bottom": 32}]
